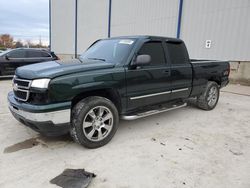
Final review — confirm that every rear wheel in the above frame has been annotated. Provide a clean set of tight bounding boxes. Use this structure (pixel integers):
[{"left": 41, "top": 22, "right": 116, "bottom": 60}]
[
  {"left": 70, "top": 96, "right": 119, "bottom": 148},
  {"left": 197, "top": 81, "right": 220, "bottom": 110}
]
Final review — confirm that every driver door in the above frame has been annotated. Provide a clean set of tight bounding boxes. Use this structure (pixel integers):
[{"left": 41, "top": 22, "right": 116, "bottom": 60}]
[{"left": 125, "top": 40, "right": 171, "bottom": 111}]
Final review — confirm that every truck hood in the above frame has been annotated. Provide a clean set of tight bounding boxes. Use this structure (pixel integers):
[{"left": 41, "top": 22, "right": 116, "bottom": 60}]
[{"left": 15, "top": 59, "right": 115, "bottom": 79}]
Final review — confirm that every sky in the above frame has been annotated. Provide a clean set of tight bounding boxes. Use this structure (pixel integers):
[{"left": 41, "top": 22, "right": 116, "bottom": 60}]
[{"left": 0, "top": 0, "right": 49, "bottom": 45}]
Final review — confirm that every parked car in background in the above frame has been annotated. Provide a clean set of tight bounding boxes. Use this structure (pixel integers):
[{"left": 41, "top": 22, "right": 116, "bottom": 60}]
[{"left": 0, "top": 48, "right": 59, "bottom": 76}]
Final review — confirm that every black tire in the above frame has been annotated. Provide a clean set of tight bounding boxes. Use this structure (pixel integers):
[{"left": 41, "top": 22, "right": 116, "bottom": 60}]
[
  {"left": 70, "top": 96, "right": 119, "bottom": 148},
  {"left": 197, "top": 81, "right": 220, "bottom": 110}
]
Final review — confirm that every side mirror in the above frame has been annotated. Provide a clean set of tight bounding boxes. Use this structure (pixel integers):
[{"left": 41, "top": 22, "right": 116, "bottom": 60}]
[
  {"left": 5, "top": 54, "right": 9, "bottom": 60},
  {"left": 133, "top": 54, "right": 151, "bottom": 66}
]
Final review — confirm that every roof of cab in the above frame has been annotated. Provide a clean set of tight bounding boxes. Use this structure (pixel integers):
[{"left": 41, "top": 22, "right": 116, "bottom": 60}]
[
  {"left": 16, "top": 48, "right": 50, "bottom": 51},
  {"left": 107, "top": 35, "right": 183, "bottom": 43}
]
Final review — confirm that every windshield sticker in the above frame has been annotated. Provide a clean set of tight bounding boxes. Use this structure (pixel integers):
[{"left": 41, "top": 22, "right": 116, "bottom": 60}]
[{"left": 119, "top": 40, "right": 134, "bottom": 45}]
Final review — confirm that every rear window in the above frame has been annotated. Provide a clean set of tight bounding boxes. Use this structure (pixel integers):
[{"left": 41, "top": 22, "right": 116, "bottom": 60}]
[
  {"left": 26, "top": 50, "right": 51, "bottom": 58},
  {"left": 27, "top": 50, "right": 41, "bottom": 58},
  {"left": 165, "top": 42, "right": 189, "bottom": 64},
  {"left": 40, "top": 51, "right": 51, "bottom": 57}
]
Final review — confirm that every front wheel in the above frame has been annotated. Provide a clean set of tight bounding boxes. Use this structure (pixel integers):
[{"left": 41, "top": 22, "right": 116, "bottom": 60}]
[
  {"left": 197, "top": 81, "right": 220, "bottom": 110},
  {"left": 70, "top": 96, "right": 119, "bottom": 148}
]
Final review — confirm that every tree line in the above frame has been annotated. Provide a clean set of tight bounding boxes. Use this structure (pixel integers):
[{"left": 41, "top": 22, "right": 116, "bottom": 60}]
[{"left": 0, "top": 34, "right": 48, "bottom": 50}]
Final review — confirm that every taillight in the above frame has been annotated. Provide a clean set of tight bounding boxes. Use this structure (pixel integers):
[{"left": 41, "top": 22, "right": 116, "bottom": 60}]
[{"left": 223, "top": 64, "right": 230, "bottom": 76}]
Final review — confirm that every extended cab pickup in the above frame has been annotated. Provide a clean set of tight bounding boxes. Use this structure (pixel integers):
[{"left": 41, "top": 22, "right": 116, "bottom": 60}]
[{"left": 8, "top": 36, "right": 230, "bottom": 148}]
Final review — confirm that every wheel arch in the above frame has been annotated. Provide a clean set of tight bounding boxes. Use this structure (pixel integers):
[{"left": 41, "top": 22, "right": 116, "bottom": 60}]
[
  {"left": 71, "top": 88, "right": 122, "bottom": 114},
  {"left": 208, "top": 77, "right": 221, "bottom": 86}
]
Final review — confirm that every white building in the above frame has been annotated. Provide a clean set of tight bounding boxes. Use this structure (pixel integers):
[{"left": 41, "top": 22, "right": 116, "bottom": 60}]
[{"left": 50, "top": 0, "right": 250, "bottom": 62}]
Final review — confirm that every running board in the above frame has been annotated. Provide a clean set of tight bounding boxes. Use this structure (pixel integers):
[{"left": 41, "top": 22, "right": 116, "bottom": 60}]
[{"left": 121, "top": 103, "right": 187, "bottom": 120}]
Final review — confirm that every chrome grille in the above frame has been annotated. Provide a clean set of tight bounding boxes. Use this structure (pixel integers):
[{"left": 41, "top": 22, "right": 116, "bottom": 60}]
[{"left": 13, "top": 76, "right": 32, "bottom": 101}]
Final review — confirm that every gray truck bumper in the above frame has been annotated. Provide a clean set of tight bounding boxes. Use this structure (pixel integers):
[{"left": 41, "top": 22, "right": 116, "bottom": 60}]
[{"left": 8, "top": 92, "right": 71, "bottom": 136}]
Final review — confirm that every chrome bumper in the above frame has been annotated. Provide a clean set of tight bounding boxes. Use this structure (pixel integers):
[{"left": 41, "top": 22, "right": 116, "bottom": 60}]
[{"left": 9, "top": 104, "right": 70, "bottom": 125}]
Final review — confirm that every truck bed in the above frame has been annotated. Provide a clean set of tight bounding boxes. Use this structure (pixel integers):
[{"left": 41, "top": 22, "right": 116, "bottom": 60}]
[{"left": 190, "top": 59, "right": 230, "bottom": 97}]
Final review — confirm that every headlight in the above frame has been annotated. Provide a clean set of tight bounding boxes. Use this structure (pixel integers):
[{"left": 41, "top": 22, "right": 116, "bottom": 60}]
[{"left": 31, "top": 79, "right": 50, "bottom": 89}]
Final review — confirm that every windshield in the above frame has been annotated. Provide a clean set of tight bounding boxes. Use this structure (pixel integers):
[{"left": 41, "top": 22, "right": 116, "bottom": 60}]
[{"left": 79, "top": 39, "right": 136, "bottom": 64}]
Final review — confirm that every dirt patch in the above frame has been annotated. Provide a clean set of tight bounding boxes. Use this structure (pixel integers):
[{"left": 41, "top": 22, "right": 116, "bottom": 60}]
[
  {"left": 3, "top": 138, "right": 40, "bottom": 153},
  {"left": 229, "top": 149, "right": 243, "bottom": 156},
  {"left": 3, "top": 134, "right": 72, "bottom": 153}
]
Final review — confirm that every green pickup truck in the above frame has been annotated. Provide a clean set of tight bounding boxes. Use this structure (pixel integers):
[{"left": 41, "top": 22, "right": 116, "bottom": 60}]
[{"left": 8, "top": 36, "right": 230, "bottom": 148}]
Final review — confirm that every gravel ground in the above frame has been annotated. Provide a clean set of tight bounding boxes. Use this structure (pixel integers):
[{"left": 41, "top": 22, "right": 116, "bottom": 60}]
[{"left": 0, "top": 80, "right": 250, "bottom": 188}]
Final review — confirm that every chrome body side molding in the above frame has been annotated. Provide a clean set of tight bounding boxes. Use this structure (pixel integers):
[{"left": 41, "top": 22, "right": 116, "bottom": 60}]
[
  {"left": 130, "top": 88, "right": 189, "bottom": 100},
  {"left": 172, "top": 88, "right": 188, "bottom": 93},
  {"left": 130, "top": 91, "right": 171, "bottom": 100}
]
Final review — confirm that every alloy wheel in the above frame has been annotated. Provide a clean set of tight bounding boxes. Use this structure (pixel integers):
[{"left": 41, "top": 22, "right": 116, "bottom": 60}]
[{"left": 82, "top": 106, "right": 114, "bottom": 142}]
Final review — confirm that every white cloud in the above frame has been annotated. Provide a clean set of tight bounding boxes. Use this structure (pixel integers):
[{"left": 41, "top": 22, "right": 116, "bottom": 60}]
[{"left": 0, "top": 0, "right": 49, "bottom": 45}]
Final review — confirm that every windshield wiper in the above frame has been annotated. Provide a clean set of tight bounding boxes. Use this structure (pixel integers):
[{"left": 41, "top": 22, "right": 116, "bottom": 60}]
[{"left": 87, "top": 58, "right": 106, "bottom": 62}]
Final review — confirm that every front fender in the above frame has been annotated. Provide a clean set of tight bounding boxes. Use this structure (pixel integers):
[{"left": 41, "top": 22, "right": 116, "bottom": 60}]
[{"left": 48, "top": 68, "right": 126, "bottom": 103}]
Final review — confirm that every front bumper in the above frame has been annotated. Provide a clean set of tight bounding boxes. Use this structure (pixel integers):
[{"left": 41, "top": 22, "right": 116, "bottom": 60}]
[{"left": 8, "top": 92, "right": 71, "bottom": 136}]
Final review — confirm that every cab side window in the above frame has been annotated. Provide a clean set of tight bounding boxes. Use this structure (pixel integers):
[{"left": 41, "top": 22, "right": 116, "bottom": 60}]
[
  {"left": 165, "top": 42, "right": 189, "bottom": 64},
  {"left": 138, "top": 41, "right": 166, "bottom": 66},
  {"left": 8, "top": 50, "right": 26, "bottom": 58},
  {"left": 27, "top": 50, "right": 42, "bottom": 58}
]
